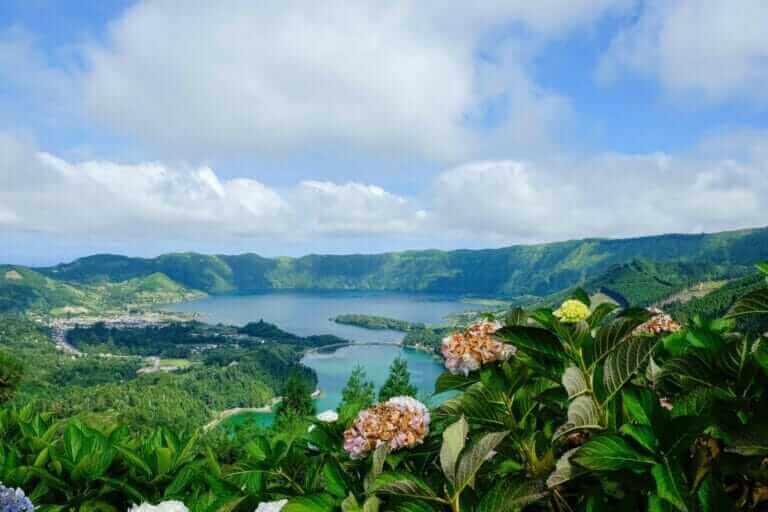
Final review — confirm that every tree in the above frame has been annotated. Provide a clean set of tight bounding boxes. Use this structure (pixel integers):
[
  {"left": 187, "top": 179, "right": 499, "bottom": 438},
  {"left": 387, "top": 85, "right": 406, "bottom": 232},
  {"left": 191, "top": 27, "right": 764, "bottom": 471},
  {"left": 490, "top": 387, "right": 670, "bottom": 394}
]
[
  {"left": 274, "top": 372, "right": 315, "bottom": 429},
  {"left": 338, "top": 365, "right": 375, "bottom": 422},
  {"left": 0, "top": 350, "right": 23, "bottom": 404},
  {"left": 378, "top": 356, "right": 417, "bottom": 402}
]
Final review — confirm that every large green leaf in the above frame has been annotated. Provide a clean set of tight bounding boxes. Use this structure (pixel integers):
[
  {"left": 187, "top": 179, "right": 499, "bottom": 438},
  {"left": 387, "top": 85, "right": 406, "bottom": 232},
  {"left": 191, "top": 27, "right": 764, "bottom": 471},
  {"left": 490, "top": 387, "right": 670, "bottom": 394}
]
[
  {"left": 555, "top": 396, "right": 604, "bottom": 440},
  {"left": 572, "top": 434, "right": 656, "bottom": 472},
  {"left": 728, "top": 288, "right": 768, "bottom": 318},
  {"left": 478, "top": 478, "right": 548, "bottom": 511},
  {"left": 562, "top": 367, "right": 589, "bottom": 399},
  {"left": 619, "top": 424, "right": 658, "bottom": 454},
  {"left": 323, "top": 459, "right": 350, "bottom": 498},
  {"left": 440, "top": 416, "right": 468, "bottom": 486},
  {"left": 434, "top": 372, "right": 478, "bottom": 394},
  {"left": 756, "top": 261, "right": 768, "bottom": 276},
  {"left": 369, "top": 472, "right": 441, "bottom": 502},
  {"left": 590, "top": 317, "right": 647, "bottom": 366},
  {"left": 454, "top": 431, "right": 509, "bottom": 492},
  {"left": 546, "top": 449, "right": 585, "bottom": 489},
  {"left": 284, "top": 493, "right": 338, "bottom": 512},
  {"left": 596, "top": 337, "right": 657, "bottom": 404},
  {"left": 651, "top": 461, "right": 690, "bottom": 512},
  {"left": 495, "top": 326, "right": 567, "bottom": 363}
]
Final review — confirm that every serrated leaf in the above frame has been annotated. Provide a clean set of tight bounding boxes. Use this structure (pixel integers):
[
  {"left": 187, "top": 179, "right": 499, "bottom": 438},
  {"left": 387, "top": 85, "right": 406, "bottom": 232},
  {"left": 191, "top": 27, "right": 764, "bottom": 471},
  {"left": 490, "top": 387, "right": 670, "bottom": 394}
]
[
  {"left": 555, "top": 395, "right": 604, "bottom": 440},
  {"left": 479, "top": 478, "right": 548, "bottom": 511},
  {"left": 440, "top": 416, "right": 468, "bottom": 486},
  {"left": 597, "top": 337, "right": 657, "bottom": 404},
  {"left": 284, "top": 493, "right": 338, "bottom": 512},
  {"left": 369, "top": 472, "right": 440, "bottom": 501},
  {"left": 728, "top": 288, "right": 768, "bottom": 318},
  {"left": 495, "top": 326, "right": 567, "bottom": 363},
  {"left": 562, "top": 367, "right": 589, "bottom": 399},
  {"left": 324, "top": 459, "right": 349, "bottom": 498},
  {"left": 588, "top": 302, "right": 619, "bottom": 328},
  {"left": 591, "top": 317, "right": 646, "bottom": 365},
  {"left": 652, "top": 461, "right": 690, "bottom": 512},
  {"left": 547, "top": 449, "right": 585, "bottom": 488},
  {"left": 455, "top": 431, "right": 509, "bottom": 492},
  {"left": 434, "top": 372, "right": 479, "bottom": 394},
  {"left": 620, "top": 424, "right": 658, "bottom": 454},
  {"left": 572, "top": 434, "right": 656, "bottom": 472}
]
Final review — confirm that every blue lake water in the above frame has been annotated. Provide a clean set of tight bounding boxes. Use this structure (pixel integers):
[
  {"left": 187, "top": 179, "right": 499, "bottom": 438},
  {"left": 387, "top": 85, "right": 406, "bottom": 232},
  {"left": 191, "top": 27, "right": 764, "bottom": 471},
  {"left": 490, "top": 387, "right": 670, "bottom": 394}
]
[{"left": 164, "top": 291, "right": 477, "bottom": 415}]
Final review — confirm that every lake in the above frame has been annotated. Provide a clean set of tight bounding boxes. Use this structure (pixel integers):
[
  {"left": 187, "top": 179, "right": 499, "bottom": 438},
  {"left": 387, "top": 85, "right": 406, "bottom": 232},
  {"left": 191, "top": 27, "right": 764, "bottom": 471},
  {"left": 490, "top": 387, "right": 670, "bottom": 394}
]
[{"left": 164, "top": 291, "right": 477, "bottom": 418}]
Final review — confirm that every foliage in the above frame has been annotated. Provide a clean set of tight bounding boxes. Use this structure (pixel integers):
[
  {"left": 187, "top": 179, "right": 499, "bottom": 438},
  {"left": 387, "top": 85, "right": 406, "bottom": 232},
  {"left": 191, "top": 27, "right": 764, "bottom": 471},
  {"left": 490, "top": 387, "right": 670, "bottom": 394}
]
[
  {"left": 377, "top": 358, "right": 417, "bottom": 403},
  {"left": 1, "top": 262, "right": 767, "bottom": 510},
  {"left": 36, "top": 227, "right": 768, "bottom": 297},
  {"left": 337, "top": 367, "right": 375, "bottom": 425},
  {"left": 332, "top": 315, "right": 425, "bottom": 332},
  {"left": 0, "top": 350, "right": 22, "bottom": 404},
  {"left": 274, "top": 373, "right": 316, "bottom": 431}
]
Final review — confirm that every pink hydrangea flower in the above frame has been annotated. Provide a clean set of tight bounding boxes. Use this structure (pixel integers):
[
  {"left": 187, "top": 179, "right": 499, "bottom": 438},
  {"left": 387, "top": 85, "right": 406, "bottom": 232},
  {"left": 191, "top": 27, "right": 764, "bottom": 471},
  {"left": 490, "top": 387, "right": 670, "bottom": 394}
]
[{"left": 441, "top": 321, "right": 514, "bottom": 375}]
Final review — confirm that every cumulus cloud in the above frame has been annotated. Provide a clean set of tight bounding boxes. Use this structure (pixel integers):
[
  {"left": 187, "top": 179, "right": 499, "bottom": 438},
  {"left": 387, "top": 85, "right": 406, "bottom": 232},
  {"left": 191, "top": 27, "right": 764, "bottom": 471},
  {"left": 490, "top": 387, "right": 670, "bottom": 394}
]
[
  {"left": 0, "top": 134, "right": 424, "bottom": 241},
  {"left": 598, "top": 0, "right": 768, "bottom": 104},
  {"left": 2, "top": 132, "right": 766, "bottom": 252},
  {"left": 79, "top": 0, "right": 630, "bottom": 160},
  {"left": 431, "top": 146, "right": 768, "bottom": 243}
]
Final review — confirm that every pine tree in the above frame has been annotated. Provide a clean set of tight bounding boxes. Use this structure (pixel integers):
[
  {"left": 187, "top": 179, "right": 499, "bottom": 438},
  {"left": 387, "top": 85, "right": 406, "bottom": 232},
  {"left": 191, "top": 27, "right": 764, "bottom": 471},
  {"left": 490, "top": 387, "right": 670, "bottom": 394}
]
[
  {"left": 274, "top": 372, "right": 315, "bottom": 429},
  {"left": 0, "top": 350, "right": 22, "bottom": 404},
  {"left": 338, "top": 365, "right": 375, "bottom": 422},
  {"left": 378, "top": 356, "right": 417, "bottom": 402}
]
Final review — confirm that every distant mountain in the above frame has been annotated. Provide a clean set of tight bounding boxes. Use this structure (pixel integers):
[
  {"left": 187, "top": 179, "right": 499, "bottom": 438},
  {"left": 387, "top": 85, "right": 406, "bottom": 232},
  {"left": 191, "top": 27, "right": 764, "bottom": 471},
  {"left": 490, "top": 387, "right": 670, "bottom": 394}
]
[{"left": 34, "top": 226, "right": 768, "bottom": 299}]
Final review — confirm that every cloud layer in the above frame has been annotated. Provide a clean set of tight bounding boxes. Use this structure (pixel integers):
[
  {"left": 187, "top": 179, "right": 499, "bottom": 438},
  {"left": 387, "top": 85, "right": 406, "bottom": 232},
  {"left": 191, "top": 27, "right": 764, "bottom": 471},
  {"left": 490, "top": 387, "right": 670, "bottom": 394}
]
[
  {"left": 80, "top": 0, "right": 631, "bottom": 160},
  {"left": 2, "top": 132, "right": 766, "bottom": 251},
  {"left": 599, "top": 0, "right": 768, "bottom": 104}
]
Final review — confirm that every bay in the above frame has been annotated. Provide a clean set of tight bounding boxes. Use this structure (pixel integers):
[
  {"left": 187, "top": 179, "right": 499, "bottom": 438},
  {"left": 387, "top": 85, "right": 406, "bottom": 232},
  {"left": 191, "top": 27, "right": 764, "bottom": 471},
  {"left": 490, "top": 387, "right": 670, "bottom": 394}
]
[{"left": 164, "top": 291, "right": 476, "bottom": 418}]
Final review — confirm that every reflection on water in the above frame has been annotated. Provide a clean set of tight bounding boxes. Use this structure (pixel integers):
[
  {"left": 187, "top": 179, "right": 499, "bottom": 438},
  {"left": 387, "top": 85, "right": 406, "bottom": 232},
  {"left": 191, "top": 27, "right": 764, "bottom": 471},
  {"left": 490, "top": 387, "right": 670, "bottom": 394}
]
[{"left": 163, "top": 290, "right": 475, "bottom": 423}]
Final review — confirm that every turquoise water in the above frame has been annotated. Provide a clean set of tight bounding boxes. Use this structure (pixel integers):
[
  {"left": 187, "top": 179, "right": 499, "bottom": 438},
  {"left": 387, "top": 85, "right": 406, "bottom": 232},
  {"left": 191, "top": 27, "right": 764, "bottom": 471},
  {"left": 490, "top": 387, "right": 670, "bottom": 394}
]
[{"left": 164, "top": 291, "right": 475, "bottom": 416}]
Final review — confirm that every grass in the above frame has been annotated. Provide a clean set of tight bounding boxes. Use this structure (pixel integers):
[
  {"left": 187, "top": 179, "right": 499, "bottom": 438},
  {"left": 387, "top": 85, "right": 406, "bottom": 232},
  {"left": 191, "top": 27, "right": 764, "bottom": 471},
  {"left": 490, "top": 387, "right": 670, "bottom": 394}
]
[{"left": 159, "top": 358, "right": 193, "bottom": 368}]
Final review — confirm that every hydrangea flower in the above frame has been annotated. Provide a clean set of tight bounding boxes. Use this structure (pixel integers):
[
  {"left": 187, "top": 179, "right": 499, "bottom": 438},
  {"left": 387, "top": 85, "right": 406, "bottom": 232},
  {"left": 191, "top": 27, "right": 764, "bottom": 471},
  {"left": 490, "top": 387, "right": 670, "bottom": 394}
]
[
  {"left": 440, "top": 321, "right": 514, "bottom": 376},
  {"left": 128, "top": 502, "right": 188, "bottom": 512},
  {"left": 553, "top": 300, "right": 591, "bottom": 324},
  {"left": 0, "top": 483, "right": 34, "bottom": 512},
  {"left": 254, "top": 499, "right": 287, "bottom": 512},
  {"left": 343, "top": 396, "right": 430, "bottom": 459},
  {"left": 634, "top": 308, "right": 681, "bottom": 336}
]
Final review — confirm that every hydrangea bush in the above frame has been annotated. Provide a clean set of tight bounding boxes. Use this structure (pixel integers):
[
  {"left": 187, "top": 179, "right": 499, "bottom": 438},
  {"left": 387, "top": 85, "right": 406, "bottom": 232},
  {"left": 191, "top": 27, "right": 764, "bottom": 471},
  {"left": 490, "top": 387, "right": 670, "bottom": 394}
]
[{"left": 0, "top": 484, "right": 33, "bottom": 512}]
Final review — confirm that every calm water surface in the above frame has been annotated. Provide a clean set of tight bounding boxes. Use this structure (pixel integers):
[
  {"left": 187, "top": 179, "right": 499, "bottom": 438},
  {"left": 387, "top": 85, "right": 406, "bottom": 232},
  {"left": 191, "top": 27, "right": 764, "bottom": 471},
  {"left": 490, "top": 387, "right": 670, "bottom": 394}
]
[{"left": 164, "top": 291, "right": 476, "bottom": 416}]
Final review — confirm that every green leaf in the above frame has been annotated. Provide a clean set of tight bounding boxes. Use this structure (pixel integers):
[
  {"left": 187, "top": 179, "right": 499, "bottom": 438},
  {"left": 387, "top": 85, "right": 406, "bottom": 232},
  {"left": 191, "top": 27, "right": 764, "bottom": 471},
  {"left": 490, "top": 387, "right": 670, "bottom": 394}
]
[
  {"left": 546, "top": 449, "right": 585, "bottom": 488},
  {"left": 597, "top": 337, "right": 657, "bottom": 405},
  {"left": 620, "top": 424, "right": 659, "bottom": 454},
  {"left": 572, "top": 434, "right": 656, "bottom": 472},
  {"left": 651, "top": 461, "right": 690, "bottom": 512},
  {"left": 284, "top": 493, "right": 338, "bottom": 512},
  {"left": 440, "top": 416, "right": 468, "bottom": 486},
  {"left": 454, "top": 431, "right": 509, "bottom": 492},
  {"left": 588, "top": 302, "right": 619, "bottom": 328},
  {"left": 504, "top": 308, "right": 528, "bottom": 326},
  {"left": 562, "top": 366, "right": 589, "bottom": 399},
  {"left": 324, "top": 459, "right": 350, "bottom": 498},
  {"left": 728, "top": 288, "right": 768, "bottom": 318},
  {"left": 572, "top": 288, "right": 592, "bottom": 308},
  {"left": 369, "top": 472, "right": 440, "bottom": 501},
  {"left": 434, "top": 372, "right": 478, "bottom": 394},
  {"left": 555, "top": 395, "right": 605, "bottom": 440},
  {"left": 623, "top": 387, "right": 662, "bottom": 429},
  {"left": 478, "top": 478, "right": 548, "bottom": 511},
  {"left": 496, "top": 326, "right": 567, "bottom": 363},
  {"left": 591, "top": 317, "right": 646, "bottom": 365},
  {"left": 756, "top": 261, "right": 768, "bottom": 276}
]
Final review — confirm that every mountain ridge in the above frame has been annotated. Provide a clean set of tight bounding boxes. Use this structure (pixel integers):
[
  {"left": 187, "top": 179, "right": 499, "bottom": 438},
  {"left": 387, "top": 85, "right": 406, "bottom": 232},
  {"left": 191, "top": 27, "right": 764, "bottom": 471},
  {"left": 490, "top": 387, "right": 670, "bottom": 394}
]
[{"left": 32, "top": 225, "right": 768, "bottom": 299}]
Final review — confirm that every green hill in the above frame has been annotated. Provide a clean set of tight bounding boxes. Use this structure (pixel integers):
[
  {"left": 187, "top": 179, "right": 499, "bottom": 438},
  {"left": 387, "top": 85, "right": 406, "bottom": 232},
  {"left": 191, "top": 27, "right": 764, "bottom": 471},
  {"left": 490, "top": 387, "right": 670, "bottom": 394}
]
[
  {"left": 36, "top": 226, "right": 768, "bottom": 299},
  {"left": 0, "top": 266, "right": 202, "bottom": 316}
]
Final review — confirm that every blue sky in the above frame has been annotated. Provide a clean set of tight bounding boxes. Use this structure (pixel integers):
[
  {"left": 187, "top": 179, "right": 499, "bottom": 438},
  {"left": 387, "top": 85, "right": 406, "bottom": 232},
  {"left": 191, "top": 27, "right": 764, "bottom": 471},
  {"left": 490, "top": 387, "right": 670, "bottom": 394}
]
[{"left": 1, "top": 1, "right": 767, "bottom": 265}]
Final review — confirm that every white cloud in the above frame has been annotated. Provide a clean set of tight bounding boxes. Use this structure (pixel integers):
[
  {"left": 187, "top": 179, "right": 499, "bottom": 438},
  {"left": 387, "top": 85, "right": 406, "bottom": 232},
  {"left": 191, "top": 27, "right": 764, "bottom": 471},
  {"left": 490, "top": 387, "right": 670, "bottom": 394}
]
[
  {"left": 2, "top": 132, "right": 766, "bottom": 252},
  {"left": 80, "top": 0, "right": 630, "bottom": 160},
  {"left": 598, "top": 0, "right": 768, "bottom": 104},
  {"left": 431, "top": 147, "right": 768, "bottom": 243},
  {"left": 0, "top": 134, "right": 423, "bottom": 241}
]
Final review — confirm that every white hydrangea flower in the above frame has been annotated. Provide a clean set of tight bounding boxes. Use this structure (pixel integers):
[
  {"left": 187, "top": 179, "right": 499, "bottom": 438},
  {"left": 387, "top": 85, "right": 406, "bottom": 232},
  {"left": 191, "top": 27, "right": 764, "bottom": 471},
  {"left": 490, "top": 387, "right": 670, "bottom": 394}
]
[
  {"left": 128, "top": 501, "right": 188, "bottom": 512},
  {"left": 255, "top": 499, "right": 288, "bottom": 512}
]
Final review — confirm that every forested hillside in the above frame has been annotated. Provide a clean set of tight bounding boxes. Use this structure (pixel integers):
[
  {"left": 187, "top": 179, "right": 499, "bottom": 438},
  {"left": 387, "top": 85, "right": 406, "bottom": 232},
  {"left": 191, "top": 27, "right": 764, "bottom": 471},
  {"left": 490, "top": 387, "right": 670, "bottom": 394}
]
[{"left": 36, "top": 226, "right": 768, "bottom": 298}]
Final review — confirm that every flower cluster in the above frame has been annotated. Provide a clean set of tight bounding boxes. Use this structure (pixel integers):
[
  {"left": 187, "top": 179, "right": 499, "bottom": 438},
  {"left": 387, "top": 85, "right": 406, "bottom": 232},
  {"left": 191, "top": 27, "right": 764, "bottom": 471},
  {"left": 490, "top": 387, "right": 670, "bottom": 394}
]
[
  {"left": 634, "top": 308, "right": 681, "bottom": 336},
  {"left": 553, "top": 300, "right": 591, "bottom": 323},
  {"left": 0, "top": 483, "right": 34, "bottom": 512},
  {"left": 255, "top": 499, "right": 287, "bottom": 512},
  {"left": 128, "top": 502, "right": 188, "bottom": 512},
  {"left": 343, "top": 396, "right": 430, "bottom": 459},
  {"left": 441, "top": 320, "right": 514, "bottom": 376}
]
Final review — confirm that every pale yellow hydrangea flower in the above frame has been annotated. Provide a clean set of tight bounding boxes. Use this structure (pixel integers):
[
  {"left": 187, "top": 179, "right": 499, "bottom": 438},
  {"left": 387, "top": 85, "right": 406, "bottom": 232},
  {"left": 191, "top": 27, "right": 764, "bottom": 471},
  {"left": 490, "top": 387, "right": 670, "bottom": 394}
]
[{"left": 553, "top": 300, "right": 590, "bottom": 323}]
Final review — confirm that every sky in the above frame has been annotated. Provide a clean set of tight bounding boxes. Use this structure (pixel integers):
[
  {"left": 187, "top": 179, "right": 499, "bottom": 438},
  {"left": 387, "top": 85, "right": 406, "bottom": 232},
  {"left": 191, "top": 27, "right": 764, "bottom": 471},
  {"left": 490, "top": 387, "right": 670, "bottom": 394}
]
[{"left": 1, "top": 0, "right": 767, "bottom": 265}]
